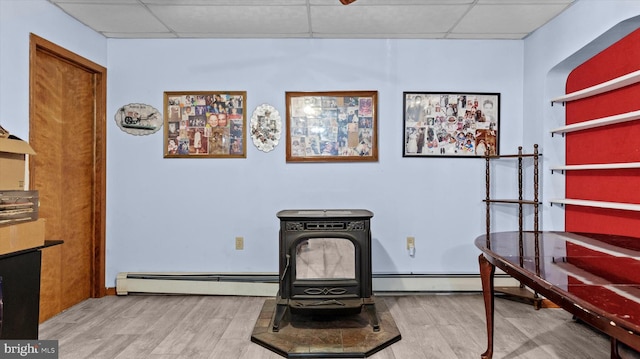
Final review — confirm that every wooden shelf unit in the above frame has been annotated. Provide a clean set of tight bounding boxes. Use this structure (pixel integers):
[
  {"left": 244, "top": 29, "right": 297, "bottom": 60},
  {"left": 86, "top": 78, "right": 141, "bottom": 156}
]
[
  {"left": 484, "top": 145, "right": 541, "bottom": 239},
  {"left": 484, "top": 145, "right": 542, "bottom": 308}
]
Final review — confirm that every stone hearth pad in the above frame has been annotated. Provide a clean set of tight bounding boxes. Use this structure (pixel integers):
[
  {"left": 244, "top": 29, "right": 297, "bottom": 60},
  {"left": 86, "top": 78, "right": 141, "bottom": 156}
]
[{"left": 251, "top": 298, "right": 401, "bottom": 358}]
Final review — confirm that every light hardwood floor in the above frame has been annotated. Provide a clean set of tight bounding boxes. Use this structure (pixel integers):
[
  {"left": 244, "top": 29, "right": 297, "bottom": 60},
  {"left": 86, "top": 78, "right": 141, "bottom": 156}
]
[{"left": 38, "top": 293, "right": 616, "bottom": 359}]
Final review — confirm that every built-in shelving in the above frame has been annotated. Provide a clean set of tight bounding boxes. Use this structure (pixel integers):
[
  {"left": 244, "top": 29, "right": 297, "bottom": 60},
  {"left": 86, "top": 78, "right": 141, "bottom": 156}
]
[
  {"left": 550, "top": 68, "right": 640, "bottom": 213},
  {"left": 550, "top": 69, "right": 640, "bottom": 104},
  {"left": 549, "top": 198, "right": 640, "bottom": 212},
  {"left": 550, "top": 162, "right": 640, "bottom": 173},
  {"left": 550, "top": 109, "right": 640, "bottom": 136}
]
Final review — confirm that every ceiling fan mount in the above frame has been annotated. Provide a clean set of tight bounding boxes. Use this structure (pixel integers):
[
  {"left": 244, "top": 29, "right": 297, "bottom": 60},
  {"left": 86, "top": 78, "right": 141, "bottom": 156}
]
[{"left": 340, "top": 0, "right": 357, "bottom": 4}]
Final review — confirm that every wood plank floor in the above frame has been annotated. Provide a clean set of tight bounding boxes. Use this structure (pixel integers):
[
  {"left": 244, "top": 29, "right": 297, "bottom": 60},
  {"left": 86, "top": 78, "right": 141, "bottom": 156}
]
[{"left": 39, "top": 294, "right": 614, "bottom": 359}]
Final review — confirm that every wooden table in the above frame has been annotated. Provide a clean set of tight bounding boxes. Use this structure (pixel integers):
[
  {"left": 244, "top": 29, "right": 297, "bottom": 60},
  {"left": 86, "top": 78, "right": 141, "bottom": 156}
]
[{"left": 476, "top": 231, "right": 640, "bottom": 359}]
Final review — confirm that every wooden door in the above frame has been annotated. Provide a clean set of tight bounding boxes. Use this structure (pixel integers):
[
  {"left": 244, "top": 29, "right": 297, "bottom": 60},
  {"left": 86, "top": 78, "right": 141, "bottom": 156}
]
[{"left": 29, "top": 34, "right": 106, "bottom": 322}]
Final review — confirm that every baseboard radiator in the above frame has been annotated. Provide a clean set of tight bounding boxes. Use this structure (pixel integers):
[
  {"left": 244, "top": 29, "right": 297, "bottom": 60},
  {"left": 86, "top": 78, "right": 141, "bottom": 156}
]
[{"left": 115, "top": 272, "right": 519, "bottom": 296}]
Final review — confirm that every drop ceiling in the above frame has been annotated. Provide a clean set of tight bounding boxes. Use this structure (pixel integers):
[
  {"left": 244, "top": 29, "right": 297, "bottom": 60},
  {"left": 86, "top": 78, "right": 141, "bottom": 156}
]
[{"left": 47, "top": 0, "right": 576, "bottom": 40}]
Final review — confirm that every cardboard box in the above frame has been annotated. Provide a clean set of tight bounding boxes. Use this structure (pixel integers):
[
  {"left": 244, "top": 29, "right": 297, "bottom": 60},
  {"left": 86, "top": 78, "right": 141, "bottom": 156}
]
[
  {"left": 0, "top": 133, "right": 36, "bottom": 191},
  {"left": 0, "top": 218, "right": 45, "bottom": 255}
]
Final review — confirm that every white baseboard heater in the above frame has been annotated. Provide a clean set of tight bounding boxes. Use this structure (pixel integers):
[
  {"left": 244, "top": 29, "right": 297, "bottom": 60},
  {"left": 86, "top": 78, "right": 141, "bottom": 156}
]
[{"left": 115, "top": 272, "right": 520, "bottom": 296}]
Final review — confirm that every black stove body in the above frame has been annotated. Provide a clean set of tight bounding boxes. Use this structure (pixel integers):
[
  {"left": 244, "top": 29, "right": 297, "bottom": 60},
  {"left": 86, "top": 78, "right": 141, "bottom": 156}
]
[{"left": 272, "top": 209, "right": 379, "bottom": 332}]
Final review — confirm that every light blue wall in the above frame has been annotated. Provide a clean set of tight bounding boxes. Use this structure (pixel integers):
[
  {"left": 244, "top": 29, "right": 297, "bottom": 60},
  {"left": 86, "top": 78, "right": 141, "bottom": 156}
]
[
  {"left": 105, "top": 38, "right": 524, "bottom": 285},
  {"left": 3, "top": 0, "right": 640, "bottom": 288},
  {"left": 0, "top": 0, "right": 107, "bottom": 138},
  {"left": 522, "top": 0, "right": 640, "bottom": 232}
]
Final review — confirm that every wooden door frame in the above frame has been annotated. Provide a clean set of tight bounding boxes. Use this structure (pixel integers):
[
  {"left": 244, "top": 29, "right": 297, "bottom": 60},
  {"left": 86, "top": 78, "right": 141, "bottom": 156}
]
[{"left": 28, "top": 33, "right": 107, "bottom": 298}]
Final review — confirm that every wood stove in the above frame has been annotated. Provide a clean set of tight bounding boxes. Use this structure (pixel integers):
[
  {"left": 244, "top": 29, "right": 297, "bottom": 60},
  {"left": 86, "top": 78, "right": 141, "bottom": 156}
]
[{"left": 272, "top": 209, "right": 379, "bottom": 332}]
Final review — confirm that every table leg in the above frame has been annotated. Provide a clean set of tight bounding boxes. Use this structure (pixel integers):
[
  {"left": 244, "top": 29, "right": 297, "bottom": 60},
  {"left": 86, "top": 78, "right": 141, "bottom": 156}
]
[
  {"left": 479, "top": 254, "right": 495, "bottom": 359},
  {"left": 611, "top": 337, "right": 622, "bottom": 359}
]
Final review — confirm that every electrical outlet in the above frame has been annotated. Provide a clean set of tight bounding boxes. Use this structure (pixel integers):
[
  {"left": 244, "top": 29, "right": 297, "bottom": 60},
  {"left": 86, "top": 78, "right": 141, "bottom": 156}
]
[
  {"left": 406, "top": 236, "right": 415, "bottom": 250},
  {"left": 235, "top": 236, "right": 244, "bottom": 250}
]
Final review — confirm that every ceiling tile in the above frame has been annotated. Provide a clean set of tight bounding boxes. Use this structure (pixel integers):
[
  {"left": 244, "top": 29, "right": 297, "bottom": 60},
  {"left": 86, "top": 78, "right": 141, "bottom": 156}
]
[
  {"left": 447, "top": 32, "right": 526, "bottom": 39},
  {"left": 178, "top": 32, "right": 310, "bottom": 39},
  {"left": 143, "top": 0, "right": 307, "bottom": 4},
  {"left": 149, "top": 5, "right": 310, "bottom": 35},
  {"left": 46, "top": 0, "right": 576, "bottom": 39},
  {"left": 453, "top": 4, "right": 572, "bottom": 34},
  {"left": 102, "top": 32, "right": 177, "bottom": 38},
  {"left": 55, "top": 3, "right": 169, "bottom": 32},
  {"left": 52, "top": 0, "right": 139, "bottom": 3},
  {"left": 310, "top": 0, "right": 474, "bottom": 4},
  {"left": 476, "top": 0, "right": 572, "bottom": 3},
  {"left": 311, "top": 5, "right": 469, "bottom": 35}
]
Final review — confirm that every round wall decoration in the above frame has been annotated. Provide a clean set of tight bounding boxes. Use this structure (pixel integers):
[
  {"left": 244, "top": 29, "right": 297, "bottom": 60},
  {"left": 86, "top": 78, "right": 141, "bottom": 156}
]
[
  {"left": 250, "top": 103, "right": 281, "bottom": 152},
  {"left": 114, "top": 103, "right": 163, "bottom": 136}
]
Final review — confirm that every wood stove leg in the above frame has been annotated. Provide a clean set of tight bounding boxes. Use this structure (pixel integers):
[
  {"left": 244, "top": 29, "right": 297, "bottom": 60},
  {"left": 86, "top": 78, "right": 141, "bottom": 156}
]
[
  {"left": 479, "top": 254, "right": 495, "bottom": 359},
  {"left": 272, "top": 300, "right": 288, "bottom": 332},
  {"left": 364, "top": 302, "right": 380, "bottom": 332}
]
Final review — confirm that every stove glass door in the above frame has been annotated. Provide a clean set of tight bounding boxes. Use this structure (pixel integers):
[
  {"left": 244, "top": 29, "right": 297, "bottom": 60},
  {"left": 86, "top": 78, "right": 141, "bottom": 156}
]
[{"left": 295, "top": 238, "right": 355, "bottom": 280}]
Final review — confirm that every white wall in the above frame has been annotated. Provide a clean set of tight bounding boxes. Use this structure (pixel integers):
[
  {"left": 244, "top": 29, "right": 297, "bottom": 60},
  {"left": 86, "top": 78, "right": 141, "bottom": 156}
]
[
  {"left": 105, "top": 38, "right": 524, "bottom": 285},
  {"left": 522, "top": 0, "right": 640, "bottom": 232}
]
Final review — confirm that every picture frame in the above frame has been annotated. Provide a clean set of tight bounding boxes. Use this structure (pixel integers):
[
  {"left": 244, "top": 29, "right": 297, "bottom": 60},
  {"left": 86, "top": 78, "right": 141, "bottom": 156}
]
[
  {"left": 164, "top": 91, "right": 247, "bottom": 158},
  {"left": 402, "top": 92, "right": 499, "bottom": 157},
  {"left": 285, "top": 91, "right": 378, "bottom": 162}
]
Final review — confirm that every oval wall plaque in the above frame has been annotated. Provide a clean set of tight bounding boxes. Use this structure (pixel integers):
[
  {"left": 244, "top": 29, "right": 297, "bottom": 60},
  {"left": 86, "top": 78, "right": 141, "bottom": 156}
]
[
  {"left": 250, "top": 103, "right": 281, "bottom": 152},
  {"left": 114, "top": 103, "right": 163, "bottom": 136}
]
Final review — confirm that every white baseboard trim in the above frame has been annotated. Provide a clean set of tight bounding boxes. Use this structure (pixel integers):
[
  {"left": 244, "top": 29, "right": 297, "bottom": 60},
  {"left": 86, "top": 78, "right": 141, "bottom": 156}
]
[{"left": 115, "top": 272, "right": 520, "bottom": 296}]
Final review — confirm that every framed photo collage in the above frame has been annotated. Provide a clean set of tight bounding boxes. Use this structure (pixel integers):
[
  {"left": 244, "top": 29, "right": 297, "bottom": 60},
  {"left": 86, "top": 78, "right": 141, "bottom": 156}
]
[{"left": 161, "top": 90, "right": 500, "bottom": 161}]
